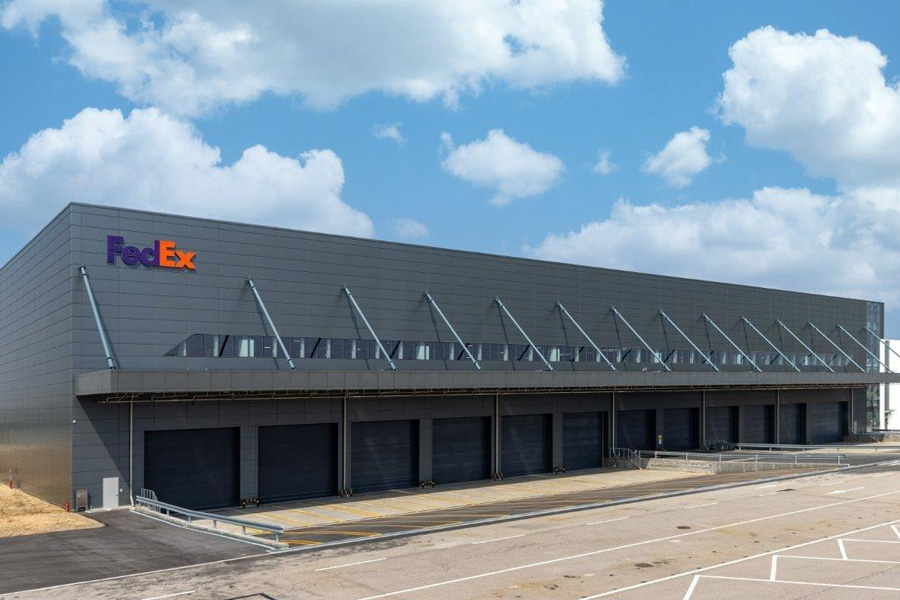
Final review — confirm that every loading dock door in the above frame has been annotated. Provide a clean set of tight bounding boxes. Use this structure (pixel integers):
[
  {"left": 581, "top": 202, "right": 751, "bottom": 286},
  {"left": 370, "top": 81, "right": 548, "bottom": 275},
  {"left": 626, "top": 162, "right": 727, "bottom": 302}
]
[
  {"left": 563, "top": 412, "right": 605, "bottom": 471},
  {"left": 664, "top": 408, "right": 699, "bottom": 451},
  {"left": 351, "top": 420, "right": 418, "bottom": 494},
  {"left": 432, "top": 417, "right": 491, "bottom": 485},
  {"left": 258, "top": 423, "right": 337, "bottom": 503},
  {"left": 779, "top": 404, "right": 806, "bottom": 445},
  {"left": 502, "top": 414, "right": 551, "bottom": 477},
  {"left": 811, "top": 402, "right": 848, "bottom": 444},
  {"left": 743, "top": 405, "right": 775, "bottom": 444},
  {"left": 706, "top": 406, "right": 737, "bottom": 444},
  {"left": 616, "top": 409, "right": 655, "bottom": 451},
  {"left": 143, "top": 427, "right": 239, "bottom": 510}
]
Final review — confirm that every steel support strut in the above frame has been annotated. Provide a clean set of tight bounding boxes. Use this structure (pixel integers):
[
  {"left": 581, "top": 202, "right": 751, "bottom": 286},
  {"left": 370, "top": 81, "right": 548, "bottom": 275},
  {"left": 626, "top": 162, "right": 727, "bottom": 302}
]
[
  {"left": 344, "top": 286, "right": 397, "bottom": 370},
  {"left": 79, "top": 266, "right": 117, "bottom": 369},
  {"left": 702, "top": 314, "right": 761, "bottom": 372},
  {"left": 556, "top": 302, "right": 616, "bottom": 370},
  {"left": 495, "top": 297, "right": 553, "bottom": 371},
  {"left": 808, "top": 322, "right": 864, "bottom": 372},
  {"left": 659, "top": 310, "right": 718, "bottom": 371},
  {"left": 610, "top": 307, "right": 671, "bottom": 371},
  {"left": 865, "top": 327, "right": 900, "bottom": 364},
  {"left": 247, "top": 278, "right": 295, "bottom": 369},
  {"left": 839, "top": 325, "right": 891, "bottom": 372},
  {"left": 777, "top": 320, "right": 833, "bottom": 373},
  {"left": 425, "top": 292, "right": 481, "bottom": 370},
  {"left": 741, "top": 316, "right": 800, "bottom": 372}
]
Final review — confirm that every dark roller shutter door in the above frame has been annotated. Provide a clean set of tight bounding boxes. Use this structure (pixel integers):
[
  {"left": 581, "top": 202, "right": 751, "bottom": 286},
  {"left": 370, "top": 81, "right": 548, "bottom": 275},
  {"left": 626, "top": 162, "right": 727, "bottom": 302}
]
[
  {"left": 144, "top": 428, "right": 239, "bottom": 510},
  {"left": 616, "top": 409, "right": 655, "bottom": 451},
  {"left": 811, "top": 402, "right": 847, "bottom": 444},
  {"left": 664, "top": 408, "right": 699, "bottom": 451},
  {"left": 351, "top": 420, "right": 418, "bottom": 493},
  {"left": 706, "top": 406, "right": 737, "bottom": 444},
  {"left": 779, "top": 404, "right": 806, "bottom": 445},
  {"left": 744, "top": 405, "right": 775, "bottom": 443},
  {"left": 432, "top": 417, "right": 491, "bottom": 485},
  {"left": 563, "top": 412, "right": 605, "bottom": 471},
  {"left": 502, "top": 414, "right": 551, "bottom": 477},
  {"left": 258, "top": 423, "right": 337, "bottom": 503}
]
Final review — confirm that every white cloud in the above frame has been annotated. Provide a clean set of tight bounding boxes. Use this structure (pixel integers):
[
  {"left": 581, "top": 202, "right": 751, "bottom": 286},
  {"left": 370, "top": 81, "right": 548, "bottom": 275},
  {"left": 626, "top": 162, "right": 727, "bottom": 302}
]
[
  {"left": 530, "top": 187, "right": 900, "bottom": 304},
  {"left": 642, "top": 127, "right": 712, "bottom": 187},
  {"left": 1, "top": 0, "right": 625, "bottom": 116},
  {"left": 441, "top": 129, "right": 564, "bottom": 206},
  {"left": 391, "top": 218, "right": 429, "bottom": 240},
  {"left": 0, "top": 107, "right": 374, "bottom": 237},
  {"left": 372, "top": 123, "right": 405, "bottom": 145},
  {"left": 592, "top": 149, "right": 617, "bottom": 175},
  {"left": 719, "top": 26, "right": 900, "bottom": 190}
]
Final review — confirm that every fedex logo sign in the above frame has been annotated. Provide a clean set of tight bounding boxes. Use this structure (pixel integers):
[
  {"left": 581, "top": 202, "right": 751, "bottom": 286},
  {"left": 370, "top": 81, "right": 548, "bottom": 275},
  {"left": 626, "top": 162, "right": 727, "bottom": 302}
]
[{"left": 107, "top": 235, "right": 196, "bottom": 270}]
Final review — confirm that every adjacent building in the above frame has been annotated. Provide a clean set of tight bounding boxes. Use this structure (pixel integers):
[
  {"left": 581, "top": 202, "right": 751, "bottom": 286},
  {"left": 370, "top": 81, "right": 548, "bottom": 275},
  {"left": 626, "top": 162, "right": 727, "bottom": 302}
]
[{"left": 1, "top": 203, "right": 897, "bottom": 510}]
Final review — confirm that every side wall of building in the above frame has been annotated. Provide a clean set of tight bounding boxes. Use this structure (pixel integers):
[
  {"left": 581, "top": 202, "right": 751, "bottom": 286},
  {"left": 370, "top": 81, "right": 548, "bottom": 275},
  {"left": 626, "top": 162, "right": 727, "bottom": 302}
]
[{"left": 0, "top": 209, "right": 74, "bottom": 506}]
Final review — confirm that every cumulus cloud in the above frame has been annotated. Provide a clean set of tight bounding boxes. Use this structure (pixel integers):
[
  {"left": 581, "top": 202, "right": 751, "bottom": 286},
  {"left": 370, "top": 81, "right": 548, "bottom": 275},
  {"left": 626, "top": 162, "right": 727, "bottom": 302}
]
[
  {"left": 642, "top": 127, "right": 712, "bottom": 187},
  {"left": 532, "top": 28, "right": 900, "bottom": 309},
  {"left": 0, "top": 0, "right": 625, "bottom": 116},
  {"left": 441, "top": 129, "right": 564, "bottom": 206},
  {"left": 530, "top": 187, "right": 899, "bottom": 303},
  {"left": 391, "top": 218, "right": 429, "bottom": 240},
  {"left": 372, "top": 123, "right": 405, "bottom": 145},
  {"left": 719, "top": 26, "right": 900, "bottom": 190},
  {"left": 0, "top": 107, "right": 374, "bottom": 236},
  {"left": 592, "top": 149, "right": 618, "bottom": 175}
]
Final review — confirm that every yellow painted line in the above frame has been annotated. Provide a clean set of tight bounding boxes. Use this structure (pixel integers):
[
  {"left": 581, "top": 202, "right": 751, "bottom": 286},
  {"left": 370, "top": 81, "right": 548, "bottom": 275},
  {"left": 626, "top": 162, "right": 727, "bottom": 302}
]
[
  {"left": 284, "top": 539, "right": 323, "bottom": 546},
  {"left": 299, "top": 530, "right": 383, "bottom": 537},
  {"left": 324, "top": 504, "right": 382, "bottom": 518},
  {"left": 284, "top": 508, "right": 343, "bottom": 523},
  {"left": 265, "top": 512, "right": 324, "bottom": 528}
]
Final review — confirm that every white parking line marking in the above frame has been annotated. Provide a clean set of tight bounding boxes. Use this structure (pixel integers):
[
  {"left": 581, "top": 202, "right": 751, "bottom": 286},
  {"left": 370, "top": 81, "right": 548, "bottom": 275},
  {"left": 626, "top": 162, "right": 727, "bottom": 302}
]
[
  {"left": 838, "top": 539, "right": 848, "bottom": 559},
  {"left": 893, "top": 525, "right": 900, "bottom": 541},
  {"left": 472, "top": 534, "right": 525, "bottom": 545},
  {"left": 820, "top": 480, "right": 847, "bottom": 486},
  {"left": 700, "top": 574, "right": 900, "bottom": 593},
  {"left": 757, "top": 483, "right": 781, "bottom": 489},
  {"left": 582, "top": 517, "right": 900, "bottom": 599},
  {"left": 315, "top": 558, "right": 387, "bottom": 572},
  {"left": 356, "top": 490, "right": 900, "bottom": 600},
  {"left": 684, "top": 502, "right": 718, "bottom": 510},
  {"left": 681, "top": 575, "right": 700, "bottom": 600},
  {"left": 141, "top": 592, "right": 195, "bottom": 600},
  {"left": 586, "top": 517, "right": 630, "bottom": 526},
  {"left": 827, "top": 487, "right": 865, "bottom": 495},
  {"left": 869, "top": 473, "right": 892, "bottom": 478},
  {"left": 769, "top": 555, "right": 778, "bottom": 580}
]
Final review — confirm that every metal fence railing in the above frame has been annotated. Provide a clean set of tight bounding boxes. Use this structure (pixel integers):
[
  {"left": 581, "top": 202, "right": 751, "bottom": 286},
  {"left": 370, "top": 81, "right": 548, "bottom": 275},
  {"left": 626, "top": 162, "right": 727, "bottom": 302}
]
[
  {"left": 134, "top": 495, "right": 284, "bottom": 542},
  {"left": 635, "top": 449, "right": 846, "bottom": 466},
  {"left": 611, "top": 447, "right": 643, "bottom": 469}
]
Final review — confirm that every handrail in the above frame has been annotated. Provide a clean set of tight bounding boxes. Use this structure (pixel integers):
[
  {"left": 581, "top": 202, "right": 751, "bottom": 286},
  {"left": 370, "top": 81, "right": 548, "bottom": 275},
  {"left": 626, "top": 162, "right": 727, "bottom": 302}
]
[
  {"left": 635, "top": 449, "right": 844, "bottom": 465},
  {"left": 611, "top": 447, "right": 643, "bottom": 469},
  {"left": 135, "top": 496, "right": 284, "bottom": 541}
]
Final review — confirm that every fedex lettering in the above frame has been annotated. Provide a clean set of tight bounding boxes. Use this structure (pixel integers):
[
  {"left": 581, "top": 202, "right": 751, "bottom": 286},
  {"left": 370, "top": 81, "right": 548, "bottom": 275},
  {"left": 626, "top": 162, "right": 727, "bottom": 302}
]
[{"left": 107, "top": 236, "right": 196, "bottom": 270}]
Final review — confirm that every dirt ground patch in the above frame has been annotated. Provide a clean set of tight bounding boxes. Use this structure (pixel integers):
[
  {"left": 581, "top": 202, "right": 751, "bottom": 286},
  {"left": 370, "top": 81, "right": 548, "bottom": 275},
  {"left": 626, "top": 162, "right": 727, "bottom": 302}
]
[{"left": 0, "top": 485, "right": 101, "bottom": 537}]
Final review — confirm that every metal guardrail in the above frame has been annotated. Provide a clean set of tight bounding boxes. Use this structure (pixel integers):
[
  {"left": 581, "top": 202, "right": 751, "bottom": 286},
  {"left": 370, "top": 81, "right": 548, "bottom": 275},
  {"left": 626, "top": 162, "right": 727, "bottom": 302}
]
[
  {"left": 134, "top": 496, "right": 284, "bottom": 542},
  {"left": 636, "top": 449, "right": 845, "bottom": 465},
  {"left": 611, "top": 447, "right": 643, "bottom": 469}
]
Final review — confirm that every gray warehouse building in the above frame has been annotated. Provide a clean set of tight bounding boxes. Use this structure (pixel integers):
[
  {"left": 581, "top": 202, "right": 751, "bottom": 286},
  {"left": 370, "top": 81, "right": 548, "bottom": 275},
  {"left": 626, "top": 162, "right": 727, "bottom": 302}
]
[{"left": 1, "top": 203, "right": 898, "bottom": 511}]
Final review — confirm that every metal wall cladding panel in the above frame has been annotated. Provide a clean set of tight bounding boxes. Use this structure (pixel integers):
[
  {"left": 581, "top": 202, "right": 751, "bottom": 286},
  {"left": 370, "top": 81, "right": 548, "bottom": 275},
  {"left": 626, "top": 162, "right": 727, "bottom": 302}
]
[
  {"left": 616, "top": 409, "right": 656, "bottom": 451},
  {"left": 744, "top": 405, "right": 775, "bottom": 444},
  {"left": 432, "top": 417, "right": 491, "bottom": 485},
  {"left": 0, "top": 207, "right": 75, "bottom": 507},
  {"left": 811, "top": 402, "right": 848, "bottom": 444},
  {"left": 351, "top": 420, "right": 418, "bottom": 493},
  {"left": 258, "top": 423, "right": 337, "bottom": 503},
  {"left": 69, "top": 204, "right": 879, "bottom": 376},
  {"left": 563, "top": 412, "right": 605, "bottom": 471},
  {"left": 664, "top": 408, "right": 699, "bottom": 451},
  {"left": 779, "top": 403, "right": 806, "bottom": 444},
  {"left": 706, "top": 406, "right": 738, "bottom": 444},
  {"left": 501, "top": 414, "right": 551, "bottom": 477},
  {"left": 143, "top": 427, "right": 240, "bottom": 510}
]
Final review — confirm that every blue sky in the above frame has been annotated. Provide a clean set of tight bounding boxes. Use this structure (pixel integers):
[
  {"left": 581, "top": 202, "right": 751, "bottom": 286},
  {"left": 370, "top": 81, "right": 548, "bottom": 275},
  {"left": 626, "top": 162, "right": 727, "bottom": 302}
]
[{"left": 2, "top": 0, "right": 900, "bottom": 334}]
